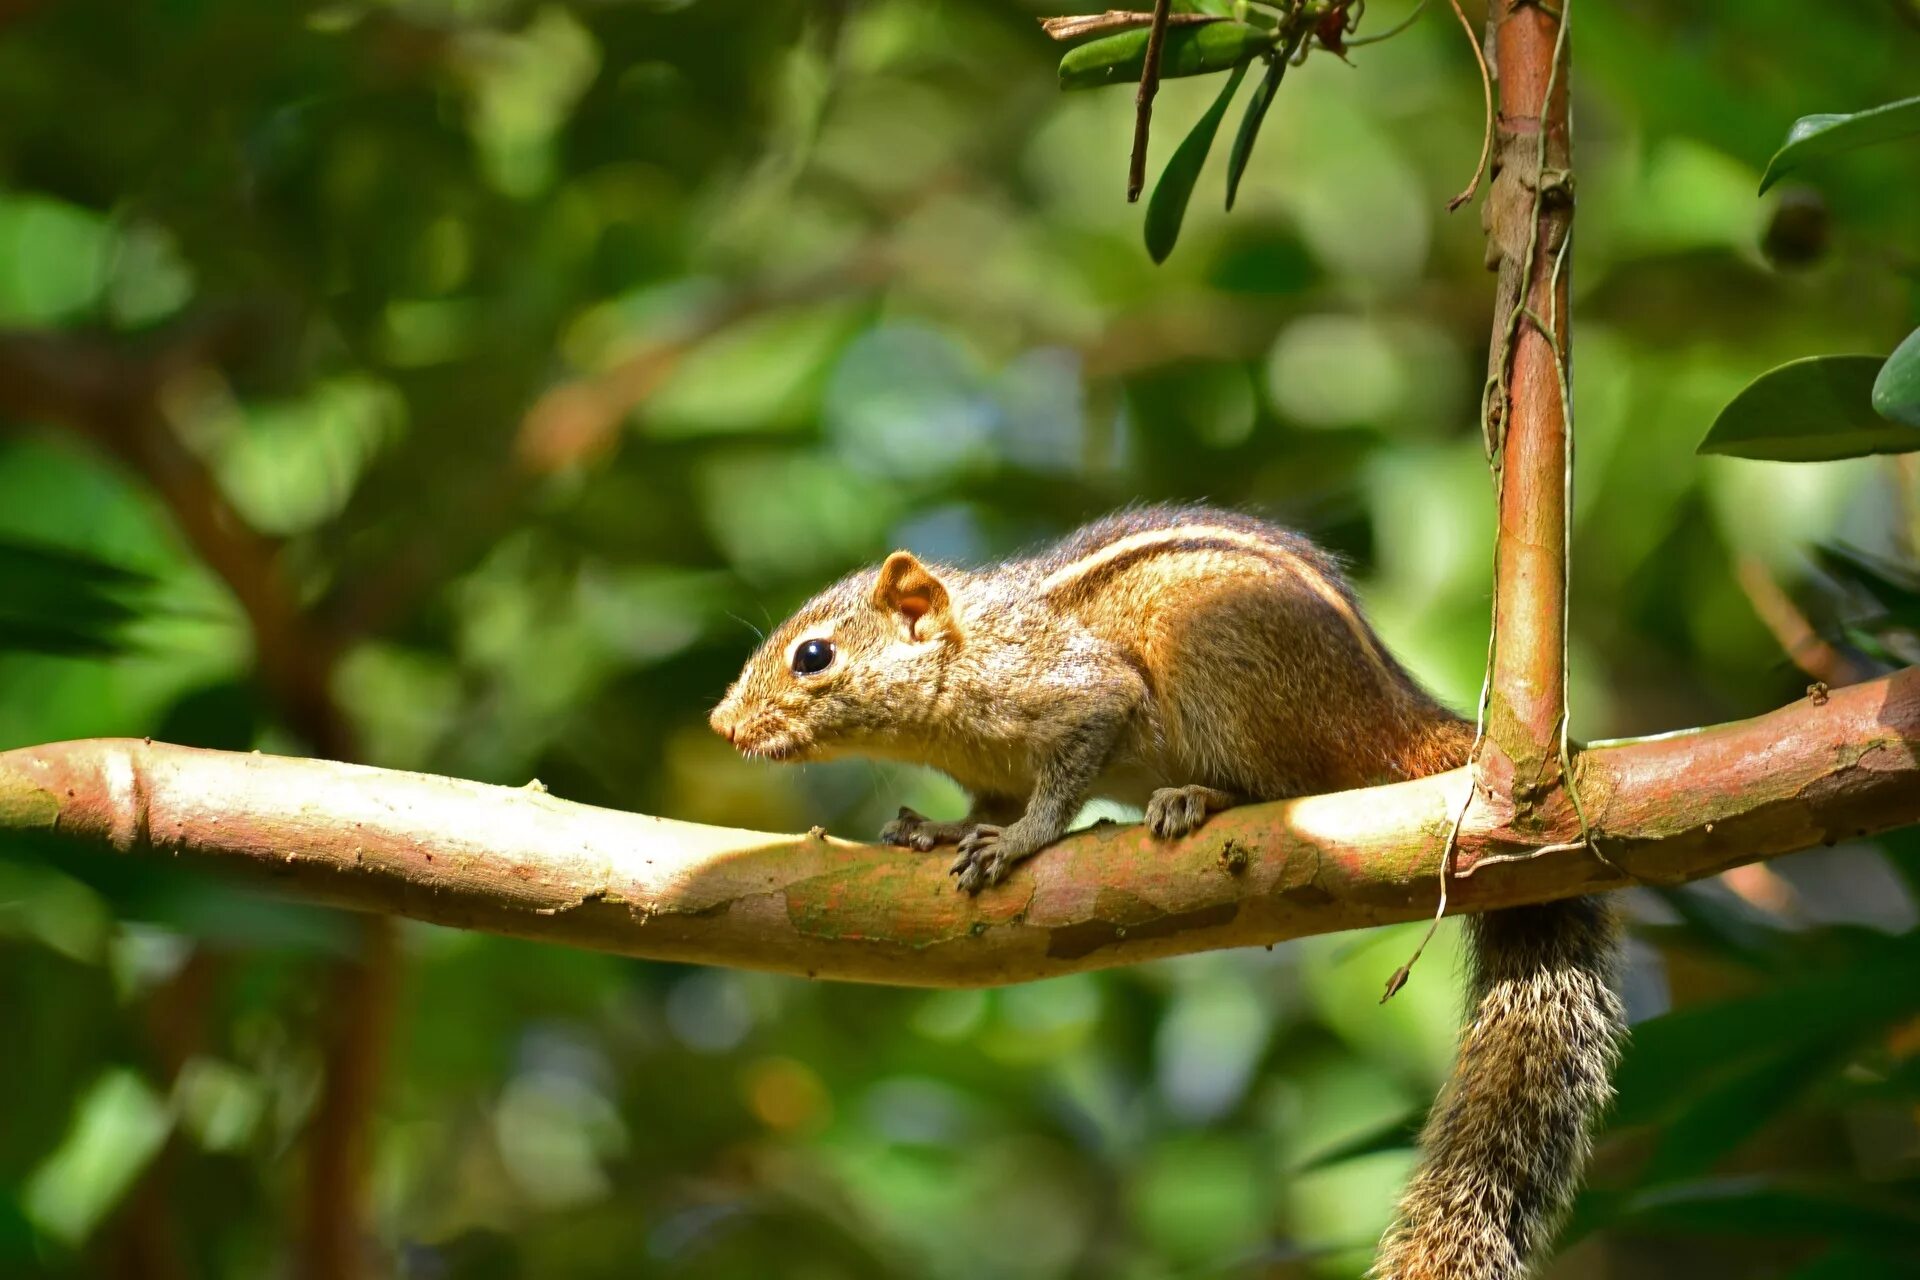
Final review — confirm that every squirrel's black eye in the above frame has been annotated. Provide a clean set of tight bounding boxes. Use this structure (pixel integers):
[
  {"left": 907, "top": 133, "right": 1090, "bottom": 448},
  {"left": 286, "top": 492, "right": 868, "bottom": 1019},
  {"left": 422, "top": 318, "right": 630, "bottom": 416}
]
[{"left": 792, "top": 638, "right": 835, "bottom": 676}]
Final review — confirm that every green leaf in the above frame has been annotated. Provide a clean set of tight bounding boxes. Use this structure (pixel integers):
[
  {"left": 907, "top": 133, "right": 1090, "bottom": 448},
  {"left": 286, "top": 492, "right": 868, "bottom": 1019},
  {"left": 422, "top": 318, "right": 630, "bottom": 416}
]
[
  {"left": 154, "top": 679, "right": 268, "bottom": 753},
  {"left": 0, "top": 619, "right": 130, "bottom": 658},
  {"left": 1145, "top": 62, "right": 1249, "bottom": 264},
  {"left": 22, "top": 1068, "right": 173, "bottom": 1245},
  {"left": 1815, "top": 543, "right": 1920, "bottom": 629},
  {"left": 1058, "top": 24, "right": 1275, "bottom": 91},
  {"left": 1697, "top": 354, "right": 1920, "bottom": 462},
  {"left": 1759, "top": 95, "right": 1920, "bottom": 193},
  {"left": 1617, "top": 1179, "right": 1920, "bottom": 1244},
  {"left": 1640, "top": 1038, "right": 1849, "bottom": 1183},
  {"left": 1831, "top": 1054, "right": 1920, "bottom": 1107},
  {"left": 1609, "top": 956, "right": 1920, "bottom": 1130},
  {"left": 1788, "top": 1245, "right": 1920, "bottom": 1280},
  {"left": 1225, "top": 52, "right": 1290, "bottom": 212},
  {"left": 0, "top": 537, "right": 152, "bottom": 657},
  {"left": 1841, "top": 623, "right": 1911, "bottom": 667},
  {"left": 1649, "top": 884, "right": 1791, "bottom": 973},
  {"left": 1871, "top": 326, "right": 1920, "bottom": 427},
  {"left": 1817, "top": 543, "right": 1920, "bottom": 606},
  {"left": 1879, "top": 826, "right": 1920, "bottom": 906}
]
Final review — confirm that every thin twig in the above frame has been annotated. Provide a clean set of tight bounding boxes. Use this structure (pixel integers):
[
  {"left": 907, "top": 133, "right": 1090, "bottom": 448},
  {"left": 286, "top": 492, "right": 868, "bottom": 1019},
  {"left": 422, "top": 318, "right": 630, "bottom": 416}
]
[
  {"left": 1346, "top": 0, "right": 1430, "bottom": 47},
  {"left": 1458, "top": 840, "right": 1593, "bottom": 875},
  {"left": 1381, "top": 773, "right": 1473, "bottom": 1002},
  {"left": 1040, "top": 11, "right": 1223, "bottom": 40},
  {"left": 1129, "top": 0, "right": 1175, "bottom": 202},
  {"left": 1537, "top": 155, "right": 1626, "bottom": 878},
  {"left": 1387, "top": 451, "right": 1507, "bottom": 996},
  {"left": 1443, "top": 0, "right": 1494, "bottom": 211}
]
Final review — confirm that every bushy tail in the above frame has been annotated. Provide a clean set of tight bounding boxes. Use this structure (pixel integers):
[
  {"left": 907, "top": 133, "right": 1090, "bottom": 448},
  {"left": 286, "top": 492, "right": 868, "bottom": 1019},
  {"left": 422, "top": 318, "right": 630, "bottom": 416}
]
[{"left": 1372, "top": 897, "right": 1624, "bottom": 1280}]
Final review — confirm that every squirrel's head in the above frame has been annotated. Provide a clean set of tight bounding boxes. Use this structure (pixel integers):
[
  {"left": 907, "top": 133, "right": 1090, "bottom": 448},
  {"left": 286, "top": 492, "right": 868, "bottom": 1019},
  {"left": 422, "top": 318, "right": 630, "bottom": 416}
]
[{"left": 710, "top": 550, "right": 960, "bottom": 763}]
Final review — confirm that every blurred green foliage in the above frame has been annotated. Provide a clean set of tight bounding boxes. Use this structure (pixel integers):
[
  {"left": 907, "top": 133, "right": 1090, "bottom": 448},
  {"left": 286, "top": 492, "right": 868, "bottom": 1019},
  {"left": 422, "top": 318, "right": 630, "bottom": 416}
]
[{"left": 1, "top": 2, "right": 1918, "bottom": 1277}]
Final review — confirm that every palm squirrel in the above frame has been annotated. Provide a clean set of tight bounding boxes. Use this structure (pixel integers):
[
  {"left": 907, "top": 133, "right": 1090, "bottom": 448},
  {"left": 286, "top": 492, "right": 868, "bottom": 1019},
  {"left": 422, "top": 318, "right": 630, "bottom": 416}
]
[{"left": 710, "top": 504, "right": 1622, "bottom": 1280}]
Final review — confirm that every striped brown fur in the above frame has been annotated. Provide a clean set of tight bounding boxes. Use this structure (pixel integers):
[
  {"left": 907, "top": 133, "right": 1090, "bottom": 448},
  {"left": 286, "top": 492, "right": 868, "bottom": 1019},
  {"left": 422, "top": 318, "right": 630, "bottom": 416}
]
[{"left": 712, "top": 503, "right": 1622, "bottom": 1279}]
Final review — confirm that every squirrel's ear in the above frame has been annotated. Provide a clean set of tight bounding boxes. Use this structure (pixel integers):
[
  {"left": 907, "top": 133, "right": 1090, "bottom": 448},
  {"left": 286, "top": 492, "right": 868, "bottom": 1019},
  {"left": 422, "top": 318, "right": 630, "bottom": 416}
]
[{"left": 872, "top": 551, "right": 950, "bottom": 639}]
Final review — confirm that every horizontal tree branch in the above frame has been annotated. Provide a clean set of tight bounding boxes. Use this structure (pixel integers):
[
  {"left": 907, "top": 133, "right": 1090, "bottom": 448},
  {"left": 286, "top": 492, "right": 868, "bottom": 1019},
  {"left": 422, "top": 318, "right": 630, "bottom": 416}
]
[{"left": 2, "top": 668, "right": 1915, "bottom": 988}]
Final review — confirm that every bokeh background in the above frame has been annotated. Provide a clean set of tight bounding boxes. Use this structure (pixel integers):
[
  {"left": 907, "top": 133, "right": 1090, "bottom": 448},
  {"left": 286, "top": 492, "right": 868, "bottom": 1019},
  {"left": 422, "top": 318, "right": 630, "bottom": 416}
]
[{"left": 2, "top": 1, "right": 1918, "bottom": 1277}]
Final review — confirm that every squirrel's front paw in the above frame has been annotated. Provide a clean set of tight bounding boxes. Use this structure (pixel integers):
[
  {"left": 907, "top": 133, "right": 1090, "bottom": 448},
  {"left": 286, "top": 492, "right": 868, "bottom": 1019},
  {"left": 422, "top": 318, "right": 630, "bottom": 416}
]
[
  {"left": 881, "top": 806, "right": 967, "bottom": 851},
  {"left": 949, "top": 825, "right": 1014, "bottom": 895}
]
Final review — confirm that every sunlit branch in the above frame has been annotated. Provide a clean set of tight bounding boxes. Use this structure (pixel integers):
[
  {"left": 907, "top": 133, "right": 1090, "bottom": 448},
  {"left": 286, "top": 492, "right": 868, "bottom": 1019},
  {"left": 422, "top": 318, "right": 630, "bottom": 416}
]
[{"left": 3, "top": 670, "right": 1913, "bottom": 988}]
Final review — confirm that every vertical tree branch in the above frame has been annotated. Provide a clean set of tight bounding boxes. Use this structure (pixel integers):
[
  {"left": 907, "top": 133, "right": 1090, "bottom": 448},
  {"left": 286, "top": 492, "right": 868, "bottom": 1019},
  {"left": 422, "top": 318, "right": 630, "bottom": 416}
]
[
  {"left": 102, "top": 949, "right": 221, "bottom": 1280},
  {"left": 301, "top": 917, "right": 399, "bottom": 1280},
  {"left": 1480, "top": 0, "right": 1575, "bottom": 809}
]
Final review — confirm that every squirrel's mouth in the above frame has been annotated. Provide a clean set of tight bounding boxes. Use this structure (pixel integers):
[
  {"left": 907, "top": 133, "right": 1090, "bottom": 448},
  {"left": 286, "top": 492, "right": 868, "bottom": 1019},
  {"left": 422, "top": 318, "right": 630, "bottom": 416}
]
[
  {"left": 717, "top": 714, "right": 814, "bottom": 763},
  {"left": 739, "top": 738, "right": 809, "bottom": 763}
]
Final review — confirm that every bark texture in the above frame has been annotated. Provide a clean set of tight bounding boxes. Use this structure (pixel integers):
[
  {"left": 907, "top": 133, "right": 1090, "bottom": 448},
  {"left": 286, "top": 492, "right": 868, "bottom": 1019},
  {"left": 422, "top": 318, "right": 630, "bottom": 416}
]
[
  {"left": 1481, "top": 0, "right": 1577, "bottom": 803},
  {"left": 2, "top": 668, "right": 1914, "bottom": 987}
]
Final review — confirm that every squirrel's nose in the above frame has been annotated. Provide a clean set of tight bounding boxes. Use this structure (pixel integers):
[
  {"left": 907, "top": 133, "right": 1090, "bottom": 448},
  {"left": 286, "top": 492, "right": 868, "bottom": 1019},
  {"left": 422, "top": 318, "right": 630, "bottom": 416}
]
[{"left": 709, "top": 704, "right": 738, "bottom": 744}]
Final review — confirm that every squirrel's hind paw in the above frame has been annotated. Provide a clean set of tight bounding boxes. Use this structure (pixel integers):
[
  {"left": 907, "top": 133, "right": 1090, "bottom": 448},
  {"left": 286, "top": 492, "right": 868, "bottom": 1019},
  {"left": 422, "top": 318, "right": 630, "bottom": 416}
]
[{"left": 1146, "top": 785, "right": 1238, "bottom": 839}]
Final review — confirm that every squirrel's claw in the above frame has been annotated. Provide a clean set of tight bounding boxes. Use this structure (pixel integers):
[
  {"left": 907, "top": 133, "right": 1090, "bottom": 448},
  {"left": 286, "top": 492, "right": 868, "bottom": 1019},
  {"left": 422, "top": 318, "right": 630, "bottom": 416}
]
[
  {"left": 949, "top": 824, "right": 1009, "bottom": 894},
  {"left": 882, "top": 807, "right": 969, "bottom": 851},
  {"left": 880, "top": 806, "right": 930, "bottom": 848}
]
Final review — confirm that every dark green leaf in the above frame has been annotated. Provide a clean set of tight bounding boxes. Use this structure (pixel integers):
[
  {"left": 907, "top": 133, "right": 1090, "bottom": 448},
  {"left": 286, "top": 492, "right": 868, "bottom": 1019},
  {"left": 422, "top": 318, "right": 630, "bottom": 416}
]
[
  {"left": 1618, "top": 1178, "right": 1920, "bottom": 1243},
  {"left": 1788, "top": 1245, "right": 1920, "bottom": 1280},
  {"left": 1697, "top": 354, "right": 1920, "bottom": 461},
  {"left": 1816, "top": 543, "right": 1920, "bottom": 628},
  {"left": 1872, "top": 326, "right": 1920, "bottom": 427},
  {"left": 1878, "top": 826, "right": 1920, "bottom": 907},
  {"left": 1641, "top": 1039, "right": 1849, "bottom": 1183},
  {"left": 1058, "top": 24, "right": 1275, "bottom": 91},
  {"left": 1831, "top": 1054, "right": 1920, "bottom": 1107},
  {"left": 0, "top": 537, "right": 150, "bottom": 594},
  {"left": 1609, "top": 957, "right": 1920, "bottom": 1129},
  {"left": 1225, "top": 52, "right": 1290, "bottom": 212},
  {"left": 1760, "top": 95, "right": 1920, "bottom": 193},
  {"left": 0, "top": 1194, "right": 32, "bottom": 1268},
  {"left": 0, "top": 619, "right": 130, "bottom": 658},
  {"left": 153, "top": 680, "right": 267, "bottom": 752},
  {"left": 1841, "top": 623, "right": 1913, "bottom": 667},
  {"left": 1649, "top": 884, "right": 1791, "bottom": 973},
  {"left": 0, "top": 537, "right": 153, "bottom": 657},
  {"left": 1144, "top": 62, "right": 1249, "bottom": 264}
]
